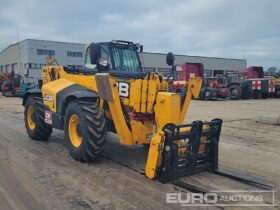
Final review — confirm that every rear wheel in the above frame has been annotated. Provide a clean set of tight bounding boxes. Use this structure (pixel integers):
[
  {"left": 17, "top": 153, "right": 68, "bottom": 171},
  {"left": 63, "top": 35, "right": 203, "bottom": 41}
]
[
  {"left": 275, "top": 90, "right": 280, "bottom": 98},
  {"left": 203, "top": 90, "right": 212, "bottom": 100},
  {"left": 2, "top": 89, "right": 8, "bottom": 97},
  {"left": 229, "top": 85, "right": 241, "bottom": 100},
  {"left": 261, "top": 93, "right": 268, "bottom": 99},
  {"left": 65, "top": 100, "right": 106, "bottom": 162},
  {"left": 24, "top": 96, "right": 52, "bottom": 140},
  {"left": 253, "top": 90, "right": 261, "bottom": 99},
  {"left": 241, "top": 84, "right": 253, "bottom": 99},
  {"left": 268, "top": 93, "right": 274, "bottom": 98}
]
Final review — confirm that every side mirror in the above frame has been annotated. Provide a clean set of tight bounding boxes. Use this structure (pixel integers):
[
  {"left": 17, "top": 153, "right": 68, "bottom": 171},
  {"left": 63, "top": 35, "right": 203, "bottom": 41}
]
[
  {"left": 89, "top": 43, "right": 101, "bottom": 64},
  {"left": 166, "top": 52, "right": 175, "bottom": 66},
  {"left": 140, "top": 45, "right": 143, "bottom": 52},
  {"left": 166, "top": 52, "right": 176, "bottom": 81}
]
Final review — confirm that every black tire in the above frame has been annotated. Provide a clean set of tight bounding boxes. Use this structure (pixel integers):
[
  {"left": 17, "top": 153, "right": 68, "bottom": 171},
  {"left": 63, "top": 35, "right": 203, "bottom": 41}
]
[
  {"left": 2, "top": 90, "right": 8, "bottom": 97},
  {"left": 24, "top": 96, "right": 52, "bottom": 140},
  {"left": 261, "top": 93, "right": 268, "bottom": 99},
  {"left": 229, "top": 85, "right": 242, "bottom": 100},
  {"left": 268, "top": 93, "right": 274, "bottom": 98},
  {"left": 65, "top": 100, "right": 106, "bottom": 162},
  {"left": 253, "top": 90, "right": 261, "bottom": 99},
  {"left": 241, "top": 85, "right": 253, "bottom": 99},
  {"left": 275, "top": 90, "right": 280, "bottom": 98},
  {"left": 203, "top": 90, "right": 212, "bottom": 100}
]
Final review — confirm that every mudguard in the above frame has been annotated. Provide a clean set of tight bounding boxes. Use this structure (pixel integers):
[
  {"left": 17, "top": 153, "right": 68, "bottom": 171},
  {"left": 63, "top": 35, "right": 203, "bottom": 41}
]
[
  {"left": 22, "top": 88, "right": 42, "bottom": 105},
  {"left": 55, "top": 84, "right": 99, "bottom": 116}
]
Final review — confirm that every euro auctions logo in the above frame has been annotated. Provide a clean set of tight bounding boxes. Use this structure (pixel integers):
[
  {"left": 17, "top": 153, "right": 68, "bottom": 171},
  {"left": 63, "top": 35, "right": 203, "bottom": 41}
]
[
  {"left": 166, "top": 190, "right": 277, "bottom": 207},
  {"left": 166, "top": 192, "right": 218, "bottom": 206}
]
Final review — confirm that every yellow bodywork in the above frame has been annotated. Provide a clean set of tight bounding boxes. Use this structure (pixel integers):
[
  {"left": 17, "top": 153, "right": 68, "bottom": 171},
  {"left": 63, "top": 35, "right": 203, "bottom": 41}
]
[
  {"left": 41, "top": 66, "right": 202, "bottom": 179},
  {"left": 272, "top": 77, "right": 280, "bottom": 86},
  {"left": 42, "top": 78, "right": 74, "bottom": 112}
]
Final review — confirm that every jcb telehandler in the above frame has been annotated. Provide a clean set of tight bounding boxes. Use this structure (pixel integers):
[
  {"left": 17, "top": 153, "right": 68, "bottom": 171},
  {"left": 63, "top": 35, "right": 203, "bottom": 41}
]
[{"left": 23, "top": 40, "right": 271, "bottom": 192}]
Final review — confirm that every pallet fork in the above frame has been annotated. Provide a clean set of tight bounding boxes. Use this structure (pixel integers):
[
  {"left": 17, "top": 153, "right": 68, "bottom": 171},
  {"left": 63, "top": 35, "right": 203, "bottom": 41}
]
[{"left": 158, "top": 119, "right": 272, "bottom": 193}]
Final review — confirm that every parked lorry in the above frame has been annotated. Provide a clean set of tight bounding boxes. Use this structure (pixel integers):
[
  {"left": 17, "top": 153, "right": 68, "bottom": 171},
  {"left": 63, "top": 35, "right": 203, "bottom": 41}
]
[
  {"left": 216, "top": 73, "right": 253, "bottom": 100},
  {"left": 172, "top": 63, "right": 203, "bottom": 92},
  {"left": 201, "top": 77, "right": 230, "bottom": 99},
  {"left": 172, "top": 63, "right": 229, "bottom": 100},
  {"left": 216, "top": 66, "right": 274, "bottom": 100},
  {"left": 241, "top": 66, "right": 274, "bottom": 99}
]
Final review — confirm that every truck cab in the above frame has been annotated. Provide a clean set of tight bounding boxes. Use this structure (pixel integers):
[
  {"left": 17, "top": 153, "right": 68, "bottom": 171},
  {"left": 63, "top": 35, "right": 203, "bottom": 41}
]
[{"left": 172, "top": 63, "right": 203, "bottom": 93}]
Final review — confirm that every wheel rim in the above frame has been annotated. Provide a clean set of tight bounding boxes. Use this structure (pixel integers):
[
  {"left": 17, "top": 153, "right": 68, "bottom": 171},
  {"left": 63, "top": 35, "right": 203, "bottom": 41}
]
[
  {"left": 205, "top": 91, "right": 210, "bottom": 97},
  {"left": 27, "top": 106, "right": 36, "bottom": 130},
  {"left": 231, "top": 89, "right": 237, "bottom": 96},
  {"left": 68, "top": 114, "right": 82, "bottom": 147}
]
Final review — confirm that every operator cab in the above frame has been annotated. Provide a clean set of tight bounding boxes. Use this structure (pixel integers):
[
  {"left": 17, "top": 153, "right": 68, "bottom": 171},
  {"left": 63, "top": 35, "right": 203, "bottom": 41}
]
[{"left": 85, "top": 40, "right": 143, "bottom": 75}]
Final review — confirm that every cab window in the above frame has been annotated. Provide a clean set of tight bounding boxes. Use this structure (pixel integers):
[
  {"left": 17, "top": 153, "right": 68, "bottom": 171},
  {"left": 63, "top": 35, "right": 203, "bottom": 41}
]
[
  {"left": 111, "top": 47, "right": 141, "bottom": 72},
  {"left": 85, "top": 48, "right": 96, "bottom": 69}
]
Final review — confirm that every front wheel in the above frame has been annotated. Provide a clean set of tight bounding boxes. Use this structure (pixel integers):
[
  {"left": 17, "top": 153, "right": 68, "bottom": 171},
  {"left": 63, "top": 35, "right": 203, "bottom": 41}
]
[
  {"left": 241, "top": 85, "right": 253, "bottom": 99},
  {"left": 261, "top": 93, "right": 268, "bottom": 99},
  {"left": 229, "top": 85, "right": 242, "bottom": 100},
  {"left": 65, "top": 100, "right": 106, "bottom": 162},
  {"left": 24, "top": 96, "right": 52, "bottom": 140},
  {"left": 203, "top": 90, "right": 212, "bottom": 100}
]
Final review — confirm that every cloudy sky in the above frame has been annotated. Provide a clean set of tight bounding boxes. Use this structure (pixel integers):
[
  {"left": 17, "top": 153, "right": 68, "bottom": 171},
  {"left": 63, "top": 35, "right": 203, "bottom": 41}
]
[{"left": 0, "top": 0, "right": 279, "bottom": 69}]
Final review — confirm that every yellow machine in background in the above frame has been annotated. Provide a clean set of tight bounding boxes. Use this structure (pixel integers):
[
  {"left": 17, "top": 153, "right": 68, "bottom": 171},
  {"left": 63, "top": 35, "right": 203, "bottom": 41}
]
[
  {"left": 265, "top": 75, "right": 280, "bottom": 98},
  {"left": 0, "top": 72, "right": 11, "bottom": 92},
  {"left": 22, "top": 40, "right": 223, "bottom": 181},
  {"left": 271, "top": 76, "right": 280, "bottom": 97}
]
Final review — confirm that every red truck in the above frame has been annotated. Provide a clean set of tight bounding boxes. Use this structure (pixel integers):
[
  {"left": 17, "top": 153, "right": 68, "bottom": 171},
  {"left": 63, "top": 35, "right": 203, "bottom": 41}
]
[
  {"left": 241, "top": 66, "right": 275, "bottom": 98},
  {"left": 172, "top": 63, "right": 229, "bottom": 100},
  {"left": 203, "top": 77, "right": 230, "bottom": 99},
  {"left": 172, "top": 63, "right": 203, "bottom": 93},
  {"left": 223, "top": 66, "right": 275, "bottom": 99}
]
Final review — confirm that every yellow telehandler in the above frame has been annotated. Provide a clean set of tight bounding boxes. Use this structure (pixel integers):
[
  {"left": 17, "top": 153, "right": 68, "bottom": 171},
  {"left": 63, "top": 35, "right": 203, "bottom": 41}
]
[{"left": 23, "top": 40, "right": 271, "bottom": 192}]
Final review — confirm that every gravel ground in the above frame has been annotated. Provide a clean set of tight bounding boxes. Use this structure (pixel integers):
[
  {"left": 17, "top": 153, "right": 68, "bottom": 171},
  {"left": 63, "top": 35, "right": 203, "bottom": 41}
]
[{"left": 0, "top": 95, "right": 279, "bottom": 209}]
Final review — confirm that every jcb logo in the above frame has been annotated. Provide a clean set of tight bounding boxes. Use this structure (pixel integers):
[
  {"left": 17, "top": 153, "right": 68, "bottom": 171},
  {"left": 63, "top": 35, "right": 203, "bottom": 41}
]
[
  {"left": 43, "top": 94, "right": 53, "bottom": 102},
  {"left": 116, "top": 82, "right": 130, "bottom": 98}
]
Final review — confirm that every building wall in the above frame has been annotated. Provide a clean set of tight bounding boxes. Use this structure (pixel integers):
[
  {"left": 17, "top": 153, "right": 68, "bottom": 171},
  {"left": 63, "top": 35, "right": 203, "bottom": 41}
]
[
  {"left": 0, "top": 39, "right": 85, "bottom": 81},
  {"left": 140, "top": 52, "right": 247, "bottom": 77},
  {"left": 0, "top": 39, "right": 247, "bottom": 80},
  {"left": 0, "top": 43, "right": 20, "bottom": 73},
  {"left": 25, "top": 39, "right": 85, "bottom": 80}
]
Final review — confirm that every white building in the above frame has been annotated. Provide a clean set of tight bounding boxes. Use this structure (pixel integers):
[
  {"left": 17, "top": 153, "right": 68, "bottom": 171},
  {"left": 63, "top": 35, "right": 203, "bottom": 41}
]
[
  {"left": 0, "top": 39, "right": 85, "bottom": 81},
  {"left": 0, "top": 39, "right": 247, "bottom": 81},
  {"left": 140, "top": 52, "right": 247, "bottom": 77}
]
